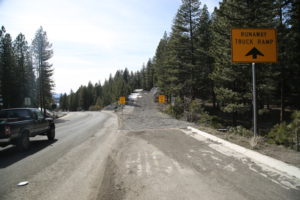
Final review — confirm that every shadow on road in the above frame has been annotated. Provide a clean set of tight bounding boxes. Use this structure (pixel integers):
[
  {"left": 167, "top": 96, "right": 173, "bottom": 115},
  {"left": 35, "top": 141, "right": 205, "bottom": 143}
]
[
  {"left": 0, "top": 139, "right": 57, "bottom": 168},
  {"left": 55, "top": 118, "right": 69, "bottom": 124}
]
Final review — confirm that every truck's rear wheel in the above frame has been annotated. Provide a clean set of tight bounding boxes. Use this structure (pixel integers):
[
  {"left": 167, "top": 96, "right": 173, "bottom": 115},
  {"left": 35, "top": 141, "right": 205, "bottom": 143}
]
[
  {"left": 17, "top": 132, "right": 30, "bottom": 151},
  {"left": 47, "top": 127, "right": 55, "bottom": 141}
]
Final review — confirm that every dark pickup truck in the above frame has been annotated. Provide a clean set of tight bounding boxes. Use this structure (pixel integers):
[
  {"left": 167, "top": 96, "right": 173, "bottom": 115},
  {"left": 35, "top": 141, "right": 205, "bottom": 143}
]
[{"left": 0, "top": 108, "right": 55, "bottom": 151}]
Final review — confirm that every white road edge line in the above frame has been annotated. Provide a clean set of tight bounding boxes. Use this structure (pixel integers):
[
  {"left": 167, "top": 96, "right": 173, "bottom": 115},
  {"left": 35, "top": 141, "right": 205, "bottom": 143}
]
[{"left": 187, "top": 126, "right": 300, "bottom": 180}]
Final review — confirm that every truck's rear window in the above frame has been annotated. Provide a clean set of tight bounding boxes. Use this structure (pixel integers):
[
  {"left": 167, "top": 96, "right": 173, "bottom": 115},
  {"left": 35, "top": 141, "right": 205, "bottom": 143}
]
[{"left": 0, "top": 109, "right": 32, "bottom": 121}]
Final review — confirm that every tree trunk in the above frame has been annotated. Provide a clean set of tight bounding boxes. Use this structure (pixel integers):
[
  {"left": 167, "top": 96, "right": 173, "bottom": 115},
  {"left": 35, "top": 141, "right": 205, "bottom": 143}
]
[
  {"left": 280, "top": 75, "right": 285, "bottom": 122},
  {"left": 188, "top": 2, "right": 196, "bottom": 99},
  {"left": 211, "top": 81, "right": 216, "bottom": 109},
  {"left": 296, "top": 122, "right": 299, "bottom": 151},
  {"left": 232, "top": 112, "right": 237, "bottom": 126},
  {"left": 279, "top": 2, "right": 285, "bottom": 123}
]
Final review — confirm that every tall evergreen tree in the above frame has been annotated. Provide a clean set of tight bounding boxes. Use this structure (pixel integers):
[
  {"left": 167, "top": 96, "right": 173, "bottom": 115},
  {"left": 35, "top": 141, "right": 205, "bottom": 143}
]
[
  {"left": 0, "top": 26, "right": 5, "bottom": 106},
  {"left": 273, "top": 0, "right": 300, "bottom": 121},
  {"left": 32, "top": 27, "right": 54, "bottom": 114},
  {"left": 59, "top": 93, "right": 68, "bottom": 111},
  {"left": 287, "top": 0, "right": 300, "bottom": 109},
  {"left": 13, "top": 33, "right": 36, "bottom": 107},
  {"left": 153, "top": 32, "right": 170, "bottom": 92},
  {"left": 145, "top": 59, "right": 155, "bottom": 90},
  {"left": 68, "top": 90, "right": 78, "bottom": 111},
  {"left": 195, "top": 4, "right": 215, "bottom": 104},
  {"left": 167, "top": 0, "right": 201, "bottom": 98},
  {"left": 78, "top": 86, "right": 88, "bottom": 110},
  {"left": 0, "top": 30, "right": 18, "bottom": 108}
]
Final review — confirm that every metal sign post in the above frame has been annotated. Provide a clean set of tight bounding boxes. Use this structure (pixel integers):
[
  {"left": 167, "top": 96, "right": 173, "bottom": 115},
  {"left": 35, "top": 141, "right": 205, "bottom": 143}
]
[
  {"left": 231, "top": 28, "right": 278, "bottom": 137},
  {"left": 252, "top": 63, "right": 257, "bottom": 137}
]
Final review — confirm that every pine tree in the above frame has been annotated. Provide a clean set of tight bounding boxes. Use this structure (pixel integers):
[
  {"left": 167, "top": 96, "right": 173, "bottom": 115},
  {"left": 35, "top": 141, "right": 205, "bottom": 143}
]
[
  {"left": 78, "top": 86, "right": 88, "bottom": 110},
  {"left": 68, "top": 90, "right": 78, "bottom": 111},
  {"left": 145, "top": 59, "right": 154, "bottom": 90},
  {"left": 0, "top": 30, "right": 18, "bottom": 108},
  {"left": 13, "top": 33, "right": 36, "bottom": 107},
  {"left": 287, "top": 0, "right": 300, "bottom": 109},
  {"left": 153, "top": 32, "right": 169, "bottom": 92},
  {"left": 94, "top": 82, "right": 103, "bottom": 103},
  {"left": 102, "top": 75, "right": 114, "bottom": 106},
  {"left": 32, "top": 27, "right": 54, "bottom": 114},
  {"left": 59, "top": 93, "right": 69, "bottom": 111},
  {"left": 274, "top": 0, "right": 300, "bottom": 121},
  {"left": 167, "top": 0, "right": 201, "bottom": 98},
  {"left": 87, "top": 81, "right": 95, "bottom": 108},
  {"left": 0, "top": 26, "right": 5, "bottom": 106},
  {"left": 194, "top": 4, "right": 215, "bottom": 103}
]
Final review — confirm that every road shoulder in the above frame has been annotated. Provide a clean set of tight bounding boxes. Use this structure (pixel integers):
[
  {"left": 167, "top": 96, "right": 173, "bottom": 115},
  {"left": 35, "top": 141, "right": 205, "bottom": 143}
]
[{"left": 185, "top": 126, "right": 300, "bottom": 180}]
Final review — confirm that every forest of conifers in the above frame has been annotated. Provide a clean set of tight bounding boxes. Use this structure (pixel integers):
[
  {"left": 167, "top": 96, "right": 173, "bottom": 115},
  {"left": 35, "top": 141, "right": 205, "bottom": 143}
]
[
  {"left": 61, "top": 0, "right": 300, "bottom": 147},
  {"left": 0, "top": 26, "right": 53, "bottom": 114}
]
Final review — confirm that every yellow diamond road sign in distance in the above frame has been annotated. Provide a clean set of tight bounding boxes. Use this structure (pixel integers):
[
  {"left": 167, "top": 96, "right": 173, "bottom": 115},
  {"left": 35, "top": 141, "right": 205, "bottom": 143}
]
[
  {"left": 231, "top": 28, "right": 277, "bottom": 63},
  {"left": 119, "top": 96, "right": 126, "bottom": 105},
  {"left": 159, "top": 95, "right": 166, "bottom": 103}
]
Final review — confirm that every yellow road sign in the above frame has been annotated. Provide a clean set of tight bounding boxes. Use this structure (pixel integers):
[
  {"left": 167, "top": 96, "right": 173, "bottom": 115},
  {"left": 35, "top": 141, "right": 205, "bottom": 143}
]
[
  {"left": 119, "top": 96, "right": 126, "bottom": 105},
  {"left": 159, "top": 95, "right": 166, "bottom": 103},
  {"left": 231, "top": 28, "right": 277, "bottom": 63}
]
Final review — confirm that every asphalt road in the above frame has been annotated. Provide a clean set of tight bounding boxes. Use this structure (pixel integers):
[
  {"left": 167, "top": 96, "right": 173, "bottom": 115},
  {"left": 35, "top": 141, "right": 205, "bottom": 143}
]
[{"left": 0, "top": 111, "right": 119, "bottom": 200}]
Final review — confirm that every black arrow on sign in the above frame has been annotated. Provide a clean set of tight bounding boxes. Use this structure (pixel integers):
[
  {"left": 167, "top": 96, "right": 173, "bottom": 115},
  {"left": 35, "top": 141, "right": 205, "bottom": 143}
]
[{"left": 245, "top": 47, "right": 264, "bottom": 59}]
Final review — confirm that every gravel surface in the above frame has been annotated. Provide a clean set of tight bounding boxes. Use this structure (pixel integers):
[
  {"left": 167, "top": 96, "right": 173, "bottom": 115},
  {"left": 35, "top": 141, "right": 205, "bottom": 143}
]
[
  {"left": 99, "top": 91, "right": 300, "bottom": 200},
  {"left": 119, "top": 92, "right": 192, "bottom": 131}
]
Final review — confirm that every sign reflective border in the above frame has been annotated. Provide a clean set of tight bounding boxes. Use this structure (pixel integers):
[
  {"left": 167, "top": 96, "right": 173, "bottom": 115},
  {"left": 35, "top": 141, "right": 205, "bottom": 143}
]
[
  {"left": 231, "top": 28, "right": 277, "bottom": 63},
  {"left": 159, "top": 95, "right": 166, "bottom": 103},
  {"left": 119, "top": 96, "right": 126, "bottom": 105}
]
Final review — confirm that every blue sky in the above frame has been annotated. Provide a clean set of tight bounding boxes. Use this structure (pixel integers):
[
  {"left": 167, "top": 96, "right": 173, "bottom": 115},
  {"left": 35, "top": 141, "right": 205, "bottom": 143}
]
[{"left": 1, "top": 0, "right": 220, "bottom": 94}]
